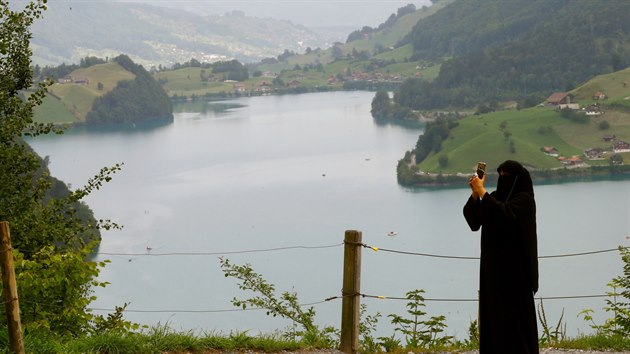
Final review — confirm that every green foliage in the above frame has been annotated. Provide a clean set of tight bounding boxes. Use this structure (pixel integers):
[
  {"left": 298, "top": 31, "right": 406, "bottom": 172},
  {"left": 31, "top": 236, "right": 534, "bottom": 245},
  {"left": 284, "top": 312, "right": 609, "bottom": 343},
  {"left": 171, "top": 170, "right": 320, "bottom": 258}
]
[
  {"left": 580, "top": 247, "right": 630, "bottom": 337},
  {"left": 8, "top": 244, "right": 137, "bottom": 337},
  {"left": 388, "top": 289, "right": 452, "bottom": 349},
  {"left": 358, "top": 304, "right": 382, "bottom": 353},
  {"left": 438, "top": 155, "right": 449, "bottom": 168},
  {"left": 604, "top": 247, "right": 630, "bottom": 334},
  {"left": 346, "top": 4, "right": 416, "bottom": 44},
  {"left": 413, "top": 117, "right": 455, "bottom": 163},
  {"left": 0, "top": 0, "right": 135, "bottom": 339},
  {"left": 375, "top": 335, "right": 401, "bottom": 353},
  {"left": 371, "top": 90, "right": 391, "bottom": 119},
  {"left": 396, "top": 0, "right": 630, "bottom": 110},
  {"left": 211, "top": 59, "right": 249, "bottom": 81},
  {"left": 465, "top": 320, "right": 479, "bottom": 347},
  {"left": 560, "top": 107, "right": 589, "bottom": 123},
  {"left": 37, "top": 56, "right": 107, "bottom": 82},
  {"left": 91, "top": 303, "right": 142, "bottom": 335},
  {"left": 13, "top": 246, "right": 106, "bottom": 335},
  {"left": 219, "top": 257, "right": 338, "bottom": 346},
  {"left": 537, "top": 299, "right": 566, "bottom": 346},
  {"left": 611, "top": 154, "right": 623, "bottom": 165},
  {"left": 1, "top": 0, "right": 115, "bottom": 253},
  {"left": 86, "top": 54, "right": 173, "bottom": 125}
]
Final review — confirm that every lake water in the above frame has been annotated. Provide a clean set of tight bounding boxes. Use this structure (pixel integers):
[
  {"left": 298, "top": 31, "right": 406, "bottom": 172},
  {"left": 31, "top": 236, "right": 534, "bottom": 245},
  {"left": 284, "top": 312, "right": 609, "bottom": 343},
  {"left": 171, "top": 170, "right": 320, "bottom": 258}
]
[{"left": 28, "top": 91, "right": 630, "bottom": 340}]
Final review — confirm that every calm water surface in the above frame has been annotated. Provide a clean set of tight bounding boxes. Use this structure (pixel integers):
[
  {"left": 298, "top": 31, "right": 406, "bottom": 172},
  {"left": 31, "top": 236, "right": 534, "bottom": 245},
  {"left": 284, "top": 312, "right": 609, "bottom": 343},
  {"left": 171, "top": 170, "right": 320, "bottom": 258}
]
[{"left": 28, "top": 91, "right": 630, "bottom": 339}]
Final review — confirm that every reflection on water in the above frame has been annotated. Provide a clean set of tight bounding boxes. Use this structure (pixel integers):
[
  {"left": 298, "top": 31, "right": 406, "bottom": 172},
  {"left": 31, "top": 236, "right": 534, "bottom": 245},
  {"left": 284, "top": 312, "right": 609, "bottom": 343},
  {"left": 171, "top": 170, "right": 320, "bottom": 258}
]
[
  {"left": 372, "top": 115, "right": 425, "bottom": 130},
  {"left": 63, "top": 117, "right": 173, "bottom": 136},
  {"left": 173, "top": 100, "right": 246, "bottom": 116}
]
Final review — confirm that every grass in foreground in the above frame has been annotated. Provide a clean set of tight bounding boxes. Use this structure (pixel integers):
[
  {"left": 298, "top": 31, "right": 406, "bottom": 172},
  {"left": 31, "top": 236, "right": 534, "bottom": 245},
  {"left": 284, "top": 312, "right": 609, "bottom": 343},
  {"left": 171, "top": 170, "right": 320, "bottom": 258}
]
[
  {"left": 551, "top": 334, "right": 630, "bottom": 351},
  {"left": 2, "top": 328, "right": 630, "bottom": 354},
  {"left": 0, "top": 325, "right": 310, "bottom": 354}
]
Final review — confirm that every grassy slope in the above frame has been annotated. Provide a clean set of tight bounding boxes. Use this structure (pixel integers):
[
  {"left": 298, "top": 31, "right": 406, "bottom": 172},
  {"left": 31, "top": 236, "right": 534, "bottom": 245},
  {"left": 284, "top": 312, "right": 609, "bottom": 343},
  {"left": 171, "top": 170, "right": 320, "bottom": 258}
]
[
  {"left": 154, "top": 67, "right": 296, "bottom": 96},
  {"left": 254, "top": 0, "right": 454, "bottom": 75},
  {"left": 342, "top": 2, "right": 450, "bottom": 54},
  {"left": 35, "top": 62, "right": 135, "bottom": 124},
  {"left": 418, "top": 68, "right": 630, "bottom": 174},
  {"left": 155, "top": 67, "right": 237, "bottom": 96}
]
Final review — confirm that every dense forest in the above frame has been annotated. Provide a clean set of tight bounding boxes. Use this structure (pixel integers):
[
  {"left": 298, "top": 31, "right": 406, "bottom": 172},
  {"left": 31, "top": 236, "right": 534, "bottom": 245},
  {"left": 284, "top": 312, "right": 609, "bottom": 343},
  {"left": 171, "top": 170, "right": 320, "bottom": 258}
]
[
  {"left": 387, "top": 0, "right": 630, "bottom": 111},
  {"left": 86, "top": 55, "right": 173, "bottom": 125}
]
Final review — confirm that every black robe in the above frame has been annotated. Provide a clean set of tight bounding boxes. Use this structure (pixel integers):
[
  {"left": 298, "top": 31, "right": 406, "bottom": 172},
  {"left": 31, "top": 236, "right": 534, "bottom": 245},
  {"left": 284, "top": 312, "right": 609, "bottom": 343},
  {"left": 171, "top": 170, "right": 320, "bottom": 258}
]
[{"left": 463, "top": 160, "right": 539, "bottom": 354}]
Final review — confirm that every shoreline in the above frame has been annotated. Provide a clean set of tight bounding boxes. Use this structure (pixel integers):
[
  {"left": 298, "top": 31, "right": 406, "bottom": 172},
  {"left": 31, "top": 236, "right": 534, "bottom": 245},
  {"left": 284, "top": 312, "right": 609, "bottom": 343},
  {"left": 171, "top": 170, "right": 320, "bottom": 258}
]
[{"left": 397, "top": 164, "right": 630, "bottom": 188}]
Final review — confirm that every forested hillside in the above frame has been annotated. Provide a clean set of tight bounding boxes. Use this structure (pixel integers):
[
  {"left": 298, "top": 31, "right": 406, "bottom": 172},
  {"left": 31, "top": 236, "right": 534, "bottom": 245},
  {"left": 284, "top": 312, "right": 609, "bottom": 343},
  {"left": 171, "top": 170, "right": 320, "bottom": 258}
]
[
  {"left": 392, "top": 0, "right": 630, "bottom": 110},
  {"left": 86, "top": 55, "right": 173, "bottom": 125}
]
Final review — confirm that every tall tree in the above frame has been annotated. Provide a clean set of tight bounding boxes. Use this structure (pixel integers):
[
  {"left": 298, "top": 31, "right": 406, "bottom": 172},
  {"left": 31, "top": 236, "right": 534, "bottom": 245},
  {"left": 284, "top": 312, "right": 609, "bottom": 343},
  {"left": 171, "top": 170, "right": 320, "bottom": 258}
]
[{"left": 1, "top": 0, "right": 129, "bottom": 335}]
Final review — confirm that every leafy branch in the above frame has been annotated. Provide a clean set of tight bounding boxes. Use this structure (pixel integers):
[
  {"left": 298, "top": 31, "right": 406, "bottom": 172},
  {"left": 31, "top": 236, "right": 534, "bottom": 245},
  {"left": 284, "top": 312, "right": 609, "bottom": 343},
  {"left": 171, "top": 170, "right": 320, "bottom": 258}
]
[{"left": 219, "top": 257, "right": 316, "bottom": 332}]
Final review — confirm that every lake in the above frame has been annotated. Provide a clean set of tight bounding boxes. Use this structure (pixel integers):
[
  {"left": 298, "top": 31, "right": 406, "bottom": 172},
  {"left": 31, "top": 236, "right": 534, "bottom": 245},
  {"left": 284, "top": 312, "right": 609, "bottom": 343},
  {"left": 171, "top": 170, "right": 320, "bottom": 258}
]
[{"left": 28, "top": 91, "right": 630, "bottom": 340}]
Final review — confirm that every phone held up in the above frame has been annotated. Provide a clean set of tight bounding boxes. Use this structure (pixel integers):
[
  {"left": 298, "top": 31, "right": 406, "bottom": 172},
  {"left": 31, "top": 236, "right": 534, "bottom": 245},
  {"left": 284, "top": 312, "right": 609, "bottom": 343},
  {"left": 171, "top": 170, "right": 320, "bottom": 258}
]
[{"left": 476, "top": 162, "right": 487, "bottom": 179}]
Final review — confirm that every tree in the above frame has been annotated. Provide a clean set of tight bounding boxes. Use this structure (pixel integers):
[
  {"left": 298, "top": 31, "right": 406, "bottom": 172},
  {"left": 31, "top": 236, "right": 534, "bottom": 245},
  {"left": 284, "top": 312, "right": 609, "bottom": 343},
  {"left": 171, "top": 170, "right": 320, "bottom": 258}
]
[
  {"left": 331, "top": 45, "right": 344, "bottom": 59},
  {"left": 438, "top": 155, "right": 449, "bottom": 168},
  {"left": 0, "top": 0, "right": 130, "bottom": 335},
  {"left": 371, "top": 90, "right": 391, "bottom": 119},
  {"left": 87, "top": 55, "right": 173, "bottom": 125}
]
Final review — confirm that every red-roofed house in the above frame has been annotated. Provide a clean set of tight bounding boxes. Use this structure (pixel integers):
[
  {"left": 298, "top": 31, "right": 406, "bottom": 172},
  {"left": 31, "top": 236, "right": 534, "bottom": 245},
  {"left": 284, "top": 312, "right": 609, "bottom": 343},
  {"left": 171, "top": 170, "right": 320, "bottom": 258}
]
[
  {"left": 564, "top": 156, "right": 583, "bottom": 165},
  {"left": 547, "top": 92, "right": 574, "bottom": 105}
]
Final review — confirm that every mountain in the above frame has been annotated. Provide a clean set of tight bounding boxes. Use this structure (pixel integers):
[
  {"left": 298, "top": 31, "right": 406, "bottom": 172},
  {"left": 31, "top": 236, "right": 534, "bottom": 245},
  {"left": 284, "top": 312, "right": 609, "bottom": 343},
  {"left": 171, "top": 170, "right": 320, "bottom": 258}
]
[
  {"left": 121, "top": 0, "right": 432, "bottom": 29},
  {"left": 391, "top": 0, "right": 630, "bottom": 110},
  {"left": 30, "top": 1, "right": 329, "bottom": 67},
  {"left": 253, "top": 0, "right": 453, "bottom": 75}
]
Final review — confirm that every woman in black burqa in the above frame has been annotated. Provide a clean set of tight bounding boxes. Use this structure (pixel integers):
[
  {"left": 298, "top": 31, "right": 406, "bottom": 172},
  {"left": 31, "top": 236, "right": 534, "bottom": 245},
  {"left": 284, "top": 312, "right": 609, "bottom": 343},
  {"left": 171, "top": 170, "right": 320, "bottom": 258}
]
[{"left": 463, "top": 160, "right": 539, "bottom": 353}]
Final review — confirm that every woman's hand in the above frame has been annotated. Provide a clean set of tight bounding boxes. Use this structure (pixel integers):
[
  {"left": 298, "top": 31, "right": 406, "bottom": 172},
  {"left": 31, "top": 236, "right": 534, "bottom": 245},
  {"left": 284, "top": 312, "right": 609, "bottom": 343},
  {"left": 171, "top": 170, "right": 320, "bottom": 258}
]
[{"left": 469, "top": 173, "right": 486, "bottom": 200}]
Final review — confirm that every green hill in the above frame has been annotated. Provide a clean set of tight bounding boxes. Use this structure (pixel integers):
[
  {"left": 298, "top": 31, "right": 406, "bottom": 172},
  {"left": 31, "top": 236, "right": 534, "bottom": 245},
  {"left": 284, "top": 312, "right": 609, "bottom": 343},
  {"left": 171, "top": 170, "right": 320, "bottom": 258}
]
[
  {"left": 35, "top": 62, "right": 135, "bottom": 124},
  {"left": 392, "top": 0, "right": 630, "bottom": 111},
  {"left": 34, "top": 56, "right": 172, "bottom": 125},
  {"left": 253, "top": 1, "right": 454, "bottom": 76},
  {"left": 398, "top": 67, "right": 630, "bottom": 186},
  {"left": 155, "top": 67, "right": 242, "bottom": 98}
]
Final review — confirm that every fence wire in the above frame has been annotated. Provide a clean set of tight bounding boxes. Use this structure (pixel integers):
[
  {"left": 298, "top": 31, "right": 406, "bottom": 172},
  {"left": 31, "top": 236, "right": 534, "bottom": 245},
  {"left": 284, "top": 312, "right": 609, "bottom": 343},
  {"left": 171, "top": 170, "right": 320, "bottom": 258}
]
[
  {"left": 360, "top": 242, "right": 628, "bottom": 260},
  {"left": 93, "top": 242, "right": 343, "bottom": 257},
  {"left": 9, "top": 238, "right": 628, "bottom": 315}
]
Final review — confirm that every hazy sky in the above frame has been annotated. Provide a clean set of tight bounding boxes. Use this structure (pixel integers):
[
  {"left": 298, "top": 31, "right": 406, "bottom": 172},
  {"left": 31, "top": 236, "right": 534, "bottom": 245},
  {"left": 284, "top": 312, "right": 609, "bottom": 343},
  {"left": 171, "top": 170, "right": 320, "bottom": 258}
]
[{"left": 117, "top": 0, "right": 432, "bottom": 28}]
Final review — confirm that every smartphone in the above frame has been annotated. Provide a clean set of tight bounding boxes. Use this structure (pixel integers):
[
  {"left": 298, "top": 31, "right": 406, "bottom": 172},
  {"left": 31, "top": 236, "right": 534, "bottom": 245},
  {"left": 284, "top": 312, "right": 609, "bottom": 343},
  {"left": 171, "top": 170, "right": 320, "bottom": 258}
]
[{"left": 476, "top": 162, "right": 487, "bottom": 179}]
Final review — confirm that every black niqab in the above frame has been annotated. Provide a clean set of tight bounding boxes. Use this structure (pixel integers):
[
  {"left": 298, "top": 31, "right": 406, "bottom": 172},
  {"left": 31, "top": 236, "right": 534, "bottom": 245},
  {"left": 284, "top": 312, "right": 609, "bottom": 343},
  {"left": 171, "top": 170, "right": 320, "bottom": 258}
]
[
  {"left": 463, "top": 160, "right": 539, "bottom": 354},
  {"left": 495, "top": 160, "right": 534, "bottom": 201}
]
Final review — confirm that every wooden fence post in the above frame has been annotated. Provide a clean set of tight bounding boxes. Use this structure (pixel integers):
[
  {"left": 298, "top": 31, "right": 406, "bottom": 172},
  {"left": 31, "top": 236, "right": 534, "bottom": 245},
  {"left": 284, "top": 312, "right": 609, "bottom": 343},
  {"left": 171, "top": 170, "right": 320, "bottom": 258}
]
[
  {"left": 340, "top": 230, "right": 362, "bottom": 354},
  {"left": 0, "top": 222, "right": 25, "bottom": 354}
]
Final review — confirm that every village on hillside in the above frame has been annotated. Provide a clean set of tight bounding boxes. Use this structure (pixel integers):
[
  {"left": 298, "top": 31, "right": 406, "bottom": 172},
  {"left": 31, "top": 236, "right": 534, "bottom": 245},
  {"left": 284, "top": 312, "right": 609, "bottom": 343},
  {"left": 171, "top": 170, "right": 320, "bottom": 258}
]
[{"left": 541, "top": 90, "right": 628, "bottom": 166}]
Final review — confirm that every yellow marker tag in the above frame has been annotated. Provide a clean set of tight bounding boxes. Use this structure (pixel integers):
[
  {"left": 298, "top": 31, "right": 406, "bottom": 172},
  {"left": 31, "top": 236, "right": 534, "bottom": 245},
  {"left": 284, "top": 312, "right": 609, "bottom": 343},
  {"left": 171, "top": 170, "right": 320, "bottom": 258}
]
[
  {"left": 371, "top": 246, "right": 379, "bottom": 251},
  {"left": 377, "top": 296, "right": 386, "bottom": 299}
]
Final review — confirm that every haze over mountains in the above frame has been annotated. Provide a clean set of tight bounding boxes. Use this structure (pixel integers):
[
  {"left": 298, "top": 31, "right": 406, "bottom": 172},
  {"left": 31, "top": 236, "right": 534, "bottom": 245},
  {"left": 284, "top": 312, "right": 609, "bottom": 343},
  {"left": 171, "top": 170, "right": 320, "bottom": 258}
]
[
  {"left": 28, "top": 0, "right": 429, "bottom": 67},
  {"left": 121, "top": 0, "right": 431, "bottom": 27}
]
